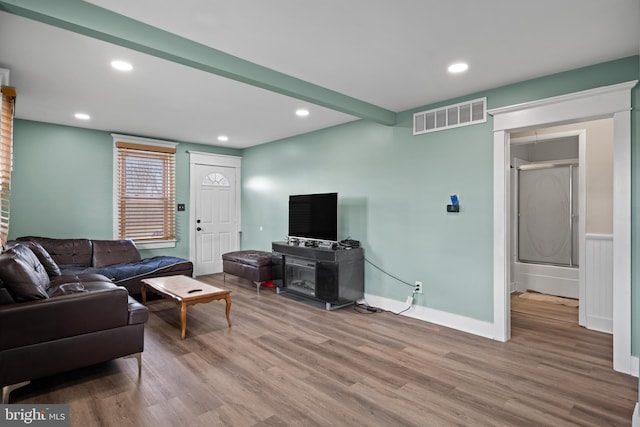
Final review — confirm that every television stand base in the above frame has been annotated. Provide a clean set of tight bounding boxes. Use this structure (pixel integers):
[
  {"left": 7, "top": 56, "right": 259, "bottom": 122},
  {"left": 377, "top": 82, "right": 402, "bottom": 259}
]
[
  {"left": 272, "top": 241, "right": 364, "bottom": 311},
  {"left": 276, "top": 287, "right": 356, "bottom": 311}
]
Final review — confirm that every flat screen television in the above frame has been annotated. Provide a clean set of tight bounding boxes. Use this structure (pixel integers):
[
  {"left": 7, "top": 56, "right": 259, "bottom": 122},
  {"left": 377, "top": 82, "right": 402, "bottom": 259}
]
[{"left": 288, "top": 192, "right": 338, "bottom": 242}]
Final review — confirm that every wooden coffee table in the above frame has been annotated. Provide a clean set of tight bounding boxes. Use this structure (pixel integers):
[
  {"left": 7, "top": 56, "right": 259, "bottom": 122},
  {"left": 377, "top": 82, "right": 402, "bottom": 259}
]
[{"left": 140, "top": 275, "right": 232, "bottom": 339}]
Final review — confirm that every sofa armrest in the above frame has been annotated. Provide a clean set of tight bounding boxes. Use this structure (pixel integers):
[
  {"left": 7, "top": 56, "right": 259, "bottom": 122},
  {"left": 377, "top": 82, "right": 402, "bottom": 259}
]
[{"left": 0, "top": 287, "right": 130, "bottom": 351}]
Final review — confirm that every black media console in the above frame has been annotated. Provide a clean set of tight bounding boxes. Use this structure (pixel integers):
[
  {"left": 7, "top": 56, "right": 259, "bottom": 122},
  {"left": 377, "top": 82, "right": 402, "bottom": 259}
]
[{"left": 271, "top": 241, "right": 364, "bottom": 310}]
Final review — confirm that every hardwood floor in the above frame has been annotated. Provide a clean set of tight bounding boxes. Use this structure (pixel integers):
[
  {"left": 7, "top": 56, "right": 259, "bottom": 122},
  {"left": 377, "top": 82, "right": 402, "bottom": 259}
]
[{"left": 10, "top": 275, "right": 637, "bottom": 426}]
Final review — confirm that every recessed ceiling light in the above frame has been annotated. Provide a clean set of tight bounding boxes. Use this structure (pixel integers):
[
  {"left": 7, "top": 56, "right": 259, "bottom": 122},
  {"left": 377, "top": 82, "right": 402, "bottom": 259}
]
[
  {"left": 295, "top": 109, "right": 310, "bottom": 117},
  {"left": 111, "top": 60, "right": 133, "bottom": 71},
  {"left": 217, "top": 135, "right": 229, "bottom": 142},
  {"left": 448, "top": 62, "right": 469, "bottom": 73},
  {"left": 74, "top": 113, "right": 91, "bottom": 120}
]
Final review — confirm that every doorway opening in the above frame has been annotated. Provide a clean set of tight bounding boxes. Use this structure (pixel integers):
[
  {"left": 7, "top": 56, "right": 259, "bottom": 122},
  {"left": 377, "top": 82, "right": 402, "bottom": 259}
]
[
  {"left": 489, "top": 80, "right": 636, "bottom": 375},
  {"left": 509, "top": 118, "right": 614, "bottom": 334}
]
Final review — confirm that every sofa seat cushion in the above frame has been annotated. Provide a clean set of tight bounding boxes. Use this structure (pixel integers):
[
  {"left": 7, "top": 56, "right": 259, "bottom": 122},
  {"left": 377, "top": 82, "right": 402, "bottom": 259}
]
[
  {"left": 0, "top": 284, "right": 131, "bottom": 352},
  {"left": 222, "top": 250, "right": 273, "bottom": 268},
  {"left": 61, "top": 256, "right": 192, "bottom": 283},
  {"left": 127, "top": 297, "right": 149, "bottom": 325},
  {"left": 0, "top": 244, "right": 50, "bottom": 301},
  {"left": 47, "top": 274, "right": 116, "bottom": 297}
]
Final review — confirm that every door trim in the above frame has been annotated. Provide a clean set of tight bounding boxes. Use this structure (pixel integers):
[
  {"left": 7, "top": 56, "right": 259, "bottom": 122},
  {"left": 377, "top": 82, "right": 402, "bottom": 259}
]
[
  {"left": 188, "top": 151, "right": 242, "bottom": 275},
  {"left": 489, "top": 80, "right": 638, "bottom": 375}
]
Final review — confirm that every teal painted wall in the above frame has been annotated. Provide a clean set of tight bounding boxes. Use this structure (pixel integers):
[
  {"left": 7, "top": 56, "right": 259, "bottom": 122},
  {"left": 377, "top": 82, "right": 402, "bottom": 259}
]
[
  {"left": 241, "top": 119, "right": 494, "bottom": 321},
  {"left": 11, "top": 121, "right": 113, "bottom": 238},
  {"left": 241, "top": 56, "right": 640, "bottom": 325},
  {"left": 9, "top": 120, "right": 241, "bottom": 259}
]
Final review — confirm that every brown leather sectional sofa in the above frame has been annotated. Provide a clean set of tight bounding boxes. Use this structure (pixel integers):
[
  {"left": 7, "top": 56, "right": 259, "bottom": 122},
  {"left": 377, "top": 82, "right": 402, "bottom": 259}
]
[
  {"left": 16, "top": 236, "right": 193, "bottom": 295},
  {"left": 0, "top": 237, "right": 192, "bottom": 403}
]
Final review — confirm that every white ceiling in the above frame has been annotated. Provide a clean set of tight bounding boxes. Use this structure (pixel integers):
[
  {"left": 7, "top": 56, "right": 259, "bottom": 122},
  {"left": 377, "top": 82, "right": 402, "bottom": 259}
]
[{"left": 1, "top": 0, "right": 638, "bottom": 149}]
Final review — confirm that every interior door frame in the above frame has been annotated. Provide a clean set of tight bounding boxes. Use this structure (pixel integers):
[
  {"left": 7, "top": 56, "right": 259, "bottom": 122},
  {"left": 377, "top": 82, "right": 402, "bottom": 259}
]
[
  {"left": 489, "top": 80, "right": 638, "bottom": 376},
  {"left": 188, "top": 151, "right": 242, "bottom": 274}
]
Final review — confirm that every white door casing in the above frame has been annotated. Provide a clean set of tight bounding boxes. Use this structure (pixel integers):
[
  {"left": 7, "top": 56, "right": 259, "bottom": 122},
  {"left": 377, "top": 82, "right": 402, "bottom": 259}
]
[
  {"left": 489, "top": 80, "right": 638, "bottom": 376},
  {"left": 189, "top": 152, "right": 241, "bottom": 276}
]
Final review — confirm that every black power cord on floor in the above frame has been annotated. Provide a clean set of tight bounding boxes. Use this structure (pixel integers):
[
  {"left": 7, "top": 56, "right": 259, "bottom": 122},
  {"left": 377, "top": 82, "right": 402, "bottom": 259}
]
[
  {"left": 353, "top": 302, "right": 382, "bottom": 314},
  {"left": 353, "top": 299, "right": 414, "bottom": 316}
]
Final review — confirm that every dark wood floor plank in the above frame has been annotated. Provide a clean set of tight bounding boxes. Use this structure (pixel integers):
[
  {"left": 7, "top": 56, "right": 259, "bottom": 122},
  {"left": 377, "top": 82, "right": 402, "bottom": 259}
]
[{"left": 9, "top": 274, "right": 638, "bottom": 426}]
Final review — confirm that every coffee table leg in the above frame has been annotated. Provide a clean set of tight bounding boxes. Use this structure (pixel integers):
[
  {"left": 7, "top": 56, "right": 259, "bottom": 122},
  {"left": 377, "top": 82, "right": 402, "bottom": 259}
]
[
  {"left": 225, "top": 295, "right": 232, "bottom": 327},
  {"left": 180, "top": 303, "right": 187, "bottom": 339},
  {"left": 140, "top": 284, "right": 147, "bottom": 304}
]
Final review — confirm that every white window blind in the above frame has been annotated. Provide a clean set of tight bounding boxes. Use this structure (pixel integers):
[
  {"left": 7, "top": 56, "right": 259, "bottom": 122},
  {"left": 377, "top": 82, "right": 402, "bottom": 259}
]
[
  {"left": 116, "top": 141, "right": 176, "bottom": 243},
  {"left": 0, "top": 85, "right": 16, "bottom": 247}
]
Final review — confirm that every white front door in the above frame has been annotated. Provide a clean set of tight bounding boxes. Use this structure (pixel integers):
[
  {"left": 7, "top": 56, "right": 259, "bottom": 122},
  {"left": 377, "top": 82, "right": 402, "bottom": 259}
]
[{"left": 193, "top": 163, "right": 239, "bottom": 276}]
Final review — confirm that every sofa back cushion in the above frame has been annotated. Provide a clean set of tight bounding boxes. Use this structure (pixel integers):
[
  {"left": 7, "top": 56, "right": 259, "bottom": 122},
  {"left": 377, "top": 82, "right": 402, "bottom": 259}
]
[
  {"left": 18, "top": 241, "right": 61, "bottom": 277},
  {"left": 17, "top": 236, "right": 93, "bottom": 267},
  {"left": 0, "top": 244, "right": 50, "bottom": 301},
  {"left": 92, "top": 239, "right": 141, "bottom": 267}
]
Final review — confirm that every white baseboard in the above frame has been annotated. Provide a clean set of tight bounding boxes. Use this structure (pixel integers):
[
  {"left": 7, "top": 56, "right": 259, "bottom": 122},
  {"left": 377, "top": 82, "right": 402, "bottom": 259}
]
[
  {"left": 364, "top": 293, "right": 496, "bottom": 339},
  {"left": 585, "top": 315, "right": 613, "bottom": 334},
  {"left": 633, "top": 402, "right": 640, "bottom": 427},
  {"left": 631, "top": 355, "right": 639, "bottom": 377}
]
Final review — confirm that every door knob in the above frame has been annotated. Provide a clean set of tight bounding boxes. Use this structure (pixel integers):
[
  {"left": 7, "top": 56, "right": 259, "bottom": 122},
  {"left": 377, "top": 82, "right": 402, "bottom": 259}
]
[
  {"left": 197, "top": 219, "right": 201, "bottom": 223},
  {"left": 197, "top": 227, "right": 202, "bottom": 231}
]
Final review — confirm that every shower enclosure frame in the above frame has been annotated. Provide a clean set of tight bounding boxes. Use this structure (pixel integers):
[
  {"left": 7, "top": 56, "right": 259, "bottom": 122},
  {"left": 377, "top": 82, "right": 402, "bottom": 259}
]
[{"left": 517, "top": 159, "right": 579, "bottom": 268}]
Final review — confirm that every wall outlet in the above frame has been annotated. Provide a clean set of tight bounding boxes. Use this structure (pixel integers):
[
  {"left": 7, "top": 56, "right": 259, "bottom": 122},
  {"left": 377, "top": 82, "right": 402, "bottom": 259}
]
[{"left": 414, "top": 281, "right": 423, "bottom": 294}]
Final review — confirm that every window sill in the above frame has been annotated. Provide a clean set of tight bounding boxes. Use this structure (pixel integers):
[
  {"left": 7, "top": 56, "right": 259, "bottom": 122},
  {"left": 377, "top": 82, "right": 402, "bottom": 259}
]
[{"left": 134, "top": 239, "right": 176, "bottom": 250}]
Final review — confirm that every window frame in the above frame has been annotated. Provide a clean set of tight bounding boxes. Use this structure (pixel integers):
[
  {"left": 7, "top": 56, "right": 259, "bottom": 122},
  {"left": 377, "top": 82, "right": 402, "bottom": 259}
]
[
  {"left": 112, "top": 133, "right": 178, "bottom": 250},
  {"left": 0, "top": 79, "right": 16, "bottom": 248}
]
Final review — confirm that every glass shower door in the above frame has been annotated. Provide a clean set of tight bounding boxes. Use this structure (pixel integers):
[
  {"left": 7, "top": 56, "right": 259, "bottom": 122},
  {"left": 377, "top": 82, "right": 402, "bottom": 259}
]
[{"left": 518, "top": 164, "right": 578, "bottom": 267}]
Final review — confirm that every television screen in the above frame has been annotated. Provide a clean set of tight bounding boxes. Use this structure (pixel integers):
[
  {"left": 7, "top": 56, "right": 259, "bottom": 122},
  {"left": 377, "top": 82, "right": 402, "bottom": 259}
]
[{"left": 288, "top": 192, "right": 338, "bottom": 242}]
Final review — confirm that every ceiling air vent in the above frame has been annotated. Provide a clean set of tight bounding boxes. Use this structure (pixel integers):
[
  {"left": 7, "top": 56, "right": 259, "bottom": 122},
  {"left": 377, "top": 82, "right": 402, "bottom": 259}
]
[{"left": 413, "top": 97, "right": 486, "bottom": 135}]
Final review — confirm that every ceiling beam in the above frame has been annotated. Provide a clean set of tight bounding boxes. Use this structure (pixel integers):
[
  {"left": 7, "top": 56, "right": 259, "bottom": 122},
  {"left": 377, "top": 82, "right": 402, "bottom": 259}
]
[{"left": 0, "top": 0, "right": 397, "bottom": 126}]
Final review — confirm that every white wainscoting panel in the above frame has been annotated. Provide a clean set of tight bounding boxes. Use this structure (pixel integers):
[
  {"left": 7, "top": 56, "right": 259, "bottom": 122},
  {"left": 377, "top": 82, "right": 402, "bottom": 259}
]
[
  {"left": 513, "top": 262, "right": 579, "bottom": 299},
  {"left": 585, "top": 234, "right": 613, "bottom": 333}
]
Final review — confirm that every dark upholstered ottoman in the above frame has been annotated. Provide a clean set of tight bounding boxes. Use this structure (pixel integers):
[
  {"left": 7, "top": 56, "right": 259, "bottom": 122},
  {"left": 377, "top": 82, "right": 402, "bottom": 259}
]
[{"left": 222, "top": 250, "right": 273, "bottom": 289}]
